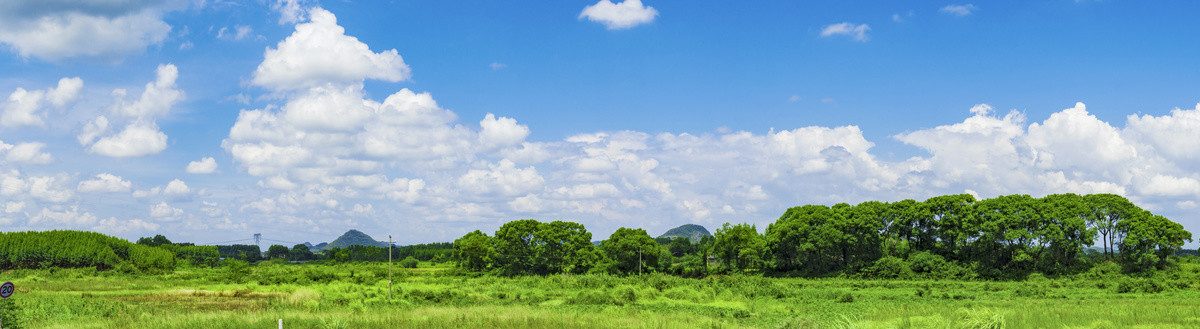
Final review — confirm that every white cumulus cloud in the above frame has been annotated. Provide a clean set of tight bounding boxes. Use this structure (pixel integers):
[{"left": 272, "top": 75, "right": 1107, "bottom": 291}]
[
  {"left": 0, "top": 0, "right": 185, "bottom": 62},
  {"left": 186, "top": 157, "right": 218, "bottom": 174},
  {"left": 78, "top": 173, "right": 132, "bottom": 193},
  {"left": 579, "top": 0, "right": 658, "bottom": 30},
  {"left": 1, "top": 77, "right": 82, "bottom": 127}
]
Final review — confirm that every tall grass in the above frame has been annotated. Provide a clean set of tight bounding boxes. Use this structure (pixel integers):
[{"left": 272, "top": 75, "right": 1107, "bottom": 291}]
[{"left": 5, "top": 261, "right": 1200, "bottom": 328}]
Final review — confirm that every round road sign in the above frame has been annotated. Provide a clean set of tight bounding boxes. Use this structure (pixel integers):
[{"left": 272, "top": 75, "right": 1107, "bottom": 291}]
[{"left": 0, "top": 281, "right": 14, "bottom": 298}]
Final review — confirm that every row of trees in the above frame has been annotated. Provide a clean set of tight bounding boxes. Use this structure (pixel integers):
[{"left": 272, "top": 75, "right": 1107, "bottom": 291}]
[
  {"left": 260, "top": 242, "right": 455, "bottom": 263},
  {"left": 453, "top": 193, "right": 1193, "bottom": 278},
  {"left": 455, "top": 219, "right": 706, "bottom": 276},
  {"left": 0, "top": 231, "right": 176, "bottom": 272},
  {"left": 760, "top": 193, "right": 1190, "bottom": 277}
]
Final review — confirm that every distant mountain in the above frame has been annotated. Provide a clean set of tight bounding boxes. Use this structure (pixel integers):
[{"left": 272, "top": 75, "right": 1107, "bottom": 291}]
[
  {"left": 318, "top": 230, "right": 388, "bottom": 250},
  {"left": 304, "top": 242, "right": 329, "bottom": 251},
  {"left": 657, "top": 224, "right": 711, "bottom": 243}
]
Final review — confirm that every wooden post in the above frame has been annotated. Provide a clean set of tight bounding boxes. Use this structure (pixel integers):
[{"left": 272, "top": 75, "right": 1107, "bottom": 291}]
[{"left": 388, "top": 235, "right": 393, "bottom": 299}]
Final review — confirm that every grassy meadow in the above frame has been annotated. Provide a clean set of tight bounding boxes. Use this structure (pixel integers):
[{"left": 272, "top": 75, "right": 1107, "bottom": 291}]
[{"left": 4, "top": 260, "right": 1200, "bottom": 329}]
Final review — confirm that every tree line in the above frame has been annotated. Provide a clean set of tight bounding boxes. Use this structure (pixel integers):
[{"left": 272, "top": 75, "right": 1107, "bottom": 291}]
[
  {"left": 453, "top": 193, "right": 1193, "bottom": 278},
  {"left": 0, "top": 230, "right": 176, "bottom": 272}
]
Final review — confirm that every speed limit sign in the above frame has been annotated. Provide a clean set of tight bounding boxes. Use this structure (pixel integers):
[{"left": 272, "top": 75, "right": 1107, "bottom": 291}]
[{"left": 0, "top": 281, "right": 13, "bottom": 298}]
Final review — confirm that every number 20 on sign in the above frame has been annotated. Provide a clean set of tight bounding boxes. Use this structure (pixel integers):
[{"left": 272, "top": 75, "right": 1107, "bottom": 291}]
[{"left": 0, "top": 281, "right": 13, "bottom": 298}]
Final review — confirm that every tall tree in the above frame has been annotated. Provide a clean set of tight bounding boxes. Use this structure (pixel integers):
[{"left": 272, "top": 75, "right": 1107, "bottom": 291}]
[
  {"left": 925, "top": 194, "right": 977, "bottom": 259},
  {"left": 599, "top": 227, "right": 661, "bottom": 275},
  {"left": 712, "top": 223, "right": 766, "bottom": 271},
  {"left": 493, "top": 219, "right": 542, "bottom": 275},
  {"left": 266, "top": 244, "right": 289, "bottom": 259},
  {"left": 454, "top": 230, "right": 495, "bottom": 272},
  {"left": 535, "top": 221, "right": 597, "bottom": 274},
  {"left": 1086, "top": 194, "right": 1138, "bottom": 258}
]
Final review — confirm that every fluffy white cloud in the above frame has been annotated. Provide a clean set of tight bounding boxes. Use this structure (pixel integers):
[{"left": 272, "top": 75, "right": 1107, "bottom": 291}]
[
  {"left": 29, "top": 206, "right": 96, "bottom": 227},
  {"left": 1138, "top": 174, "right": 1200, "bottom": 197},
  {"left": 149, "top": 201, "right": 183, "bottom": 220},
  {"left": 1126, "top": 104, "right": 1200, "bottom": 162},
  {"left": 0, "top": 0, "right": 184, "bottom": 62},
  {"left": 270, "top": 0, "right": 312, "bottom": 25},
  {"left": 579, "top": 0, "right": 658, "bottom": 30},
  {"left": 186, "top": 157, "right": 218, "bottom": 174},
  {"left": 479, "top": 113, "right": 530, "bottom": 148},
  {"left": 78, "top": 173, "right": 132, "bottom": 193},
  {"left": 110, "top": 64, "right": 183, "bottom": 118},
  {"left": 89, "top": 121, "right": 168, "bottom": 157},
  {"left": 458, "top": 160, "right": 545, "bottom": 197},
  {"left": 820, "top": 22, "right": 870, "bottom": 42},
  {"left": 252, "top": 8, "right": 410, "bottom": 91},
  {"left": 1, "top": 77, "right": 82, "bottom": 127},
  {"left": 2, "top": 141, "right": 54, "bottom": 164},
  {"left": 81, "top": 64, "right": 182, "bottom": 157},
  {"left": 940, "top": 4, "right": 978, "bottom": 16},
  {"left": 133, "top": 179, "right": 191, "bottom": 199},
  {"left": 164, "top": 179, "right": 190, "bottom": 195}
]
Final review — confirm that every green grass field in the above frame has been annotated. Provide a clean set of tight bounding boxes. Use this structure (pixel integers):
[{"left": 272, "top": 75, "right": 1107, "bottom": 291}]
[{"left": 3, "top": 261, "right": 1200, "bottom": 329}]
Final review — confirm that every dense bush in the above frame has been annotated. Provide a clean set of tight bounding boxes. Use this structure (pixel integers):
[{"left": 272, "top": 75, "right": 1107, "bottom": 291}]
[
  {"left": 399, "top": 256, "right": 419, "bottom": 268},
  {"left": 862, "top": 256, "right": 912, "bottom": 279}
]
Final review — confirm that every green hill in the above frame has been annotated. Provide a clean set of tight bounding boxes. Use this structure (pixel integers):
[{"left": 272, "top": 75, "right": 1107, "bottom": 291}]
[
  {"left": 318, "top": 230, "right": 388, "bottom": 250},
  {"left": 656, "top": 224, "right": 711, "bottom": 243}
]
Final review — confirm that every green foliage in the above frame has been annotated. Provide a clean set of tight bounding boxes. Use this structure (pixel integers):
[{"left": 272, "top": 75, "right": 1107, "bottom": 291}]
[
  {"left": 454, "top": 230, "right": 493, "bottom": 271},
  {"left": 399, "top": 256, "right": 419, "bottom": 268},
  {"left": 862, "top": 256, "right": 913, "bottom": 279},
  {"left": 0, "top": 294, "right": 23, "bottom": 329},
  {"left": 216, "top": 245, "right": 262, "bottom": 262},
  {"left": 136, "top": 234, "right": 172, "bottom": 247},
  {"left": 491, "top": 219, "right": 597, "bottom": 275},
  {"left": 290, "top": 244, "right": 315, "bottom": 261},
  {"left": 712, "top": 223, "right": 766, "bottom": 272},
  {"left": 170, "top": 245, "right": 219, "bottom": 267},
  {"left": 0, "top": 230, "right": 174, "bottom": 272},
  {"left": 598, "top": 227, "right": 661, "bottom": 275},
  {"left": 223, "top": 259, "right": 251, "bottom": 283},
  {"left": 267, "top": 244, "right": 290, "bottom": 259}
]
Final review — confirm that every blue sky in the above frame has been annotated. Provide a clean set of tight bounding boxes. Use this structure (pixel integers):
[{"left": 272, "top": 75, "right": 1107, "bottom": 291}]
[{"left": 1, "top": 0, "right": 1199, "bottom": 247}]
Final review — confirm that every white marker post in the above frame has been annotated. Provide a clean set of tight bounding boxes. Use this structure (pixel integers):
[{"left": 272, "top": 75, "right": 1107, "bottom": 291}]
[
  {"left": 1, "top": 281, "right": 15, "bottom": 329},
  {"left": 278, "top": 318, "right": 282, "bottom": 329}
]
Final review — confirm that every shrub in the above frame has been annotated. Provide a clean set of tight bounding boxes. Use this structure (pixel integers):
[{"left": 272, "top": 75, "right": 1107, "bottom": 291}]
[
  {"left": 224, "top": 259, "right": 251, "bottom": 284},
  {"left": 399, "top": 256, "right": 419, "bottom": 268},
  {"left": 0, "top": 297, "right": 23, "bottom": 329},
  {"left": 836, "top": 291, "right": 855, "bottom": 303},
  {"left": 862, "top": 256, "right": 913, "bottom": 279}
]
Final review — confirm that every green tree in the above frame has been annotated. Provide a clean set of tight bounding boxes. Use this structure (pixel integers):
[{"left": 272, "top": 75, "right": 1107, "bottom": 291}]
[
  {"left": 492, "top": 219, "right": 542, "bottom": 275},
  {"left": 712, "top": 223, "right": 766, "bottom": 272},
  {"left": 453, "top": 230, "right": 495, "bottom": 272},
  {"left": 1087, "top": 194, "right": 1138, "bottom": 259},
  {"left": 266, "top": 245, "right": 289, "bottom": 259},
  {"left": 535, "top": 220, "right": 597, "bottom": 274},
  {"left": 884, "top": 199, "right": 931, "bottom": 255},
  {"left": 925, "top": 194, "right": 976, "bottom": 259},
  {"left": 289, "top": 244, "right": 314, "bottom": 261},
  {"left": 399, "top": 256, "right": 419, "bottom": 268},
  {"left": 766, "top": 204, "right": 835, "bottom": 273},
  {"left": 1119, "top": 211, "right": 1193, "bottom": 271},
  {"left": 136, "top": 234, "right": 172, "bottom": 247},
  {"left": 1037, "top": 193, "right": 1096, "bottom": 272},
  {"left": 598, "top": 227, "right": 661, "bottom": 275}
]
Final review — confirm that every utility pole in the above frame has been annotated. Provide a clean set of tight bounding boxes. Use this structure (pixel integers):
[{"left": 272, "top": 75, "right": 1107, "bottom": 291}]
[{"left": 388, "top": 234, "right": 393, "bottom": 299}]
